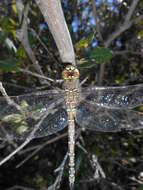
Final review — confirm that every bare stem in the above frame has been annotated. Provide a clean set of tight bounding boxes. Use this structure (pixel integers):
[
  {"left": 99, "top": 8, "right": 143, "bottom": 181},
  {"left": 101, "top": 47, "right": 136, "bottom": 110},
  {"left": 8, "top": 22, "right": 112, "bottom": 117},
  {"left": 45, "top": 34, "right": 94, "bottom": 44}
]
[
  {"left": 16, "top": 133, "right": 67, "bottom": 168},
  {"left": 35, "top": 0, "right": 76, "bottom": 65},
  {"left": 91, "top": 0, "right": 103, "bottom": 42},
  {"left": 16, "top": 3, "right": 48, "bottom": 85},
  {"left": 0, "top": 82, "right": 21, "bottom": 111}
]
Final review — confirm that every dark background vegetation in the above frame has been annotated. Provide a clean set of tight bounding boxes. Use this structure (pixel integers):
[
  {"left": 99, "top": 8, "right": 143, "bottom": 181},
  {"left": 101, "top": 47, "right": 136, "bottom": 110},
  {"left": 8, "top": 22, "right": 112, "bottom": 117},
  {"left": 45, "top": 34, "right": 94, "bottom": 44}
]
[{"left": 0, "top": 0, "right": 143, "bottom": 190}]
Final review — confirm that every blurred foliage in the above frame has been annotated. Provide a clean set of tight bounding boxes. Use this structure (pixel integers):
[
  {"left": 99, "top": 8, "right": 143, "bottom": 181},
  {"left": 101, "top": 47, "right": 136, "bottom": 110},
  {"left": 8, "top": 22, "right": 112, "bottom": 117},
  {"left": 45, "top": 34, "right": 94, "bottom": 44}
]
[
  {"left": 0, "top": 0, "right": 143, "bottom": 190},
  {"left": 0, "top": 58, "right": 19, "bottom": 72},
  {"left": 75, "top": 32, "right": 94, "bottom": 50},
  {"left": 1, "top": 17, "right": 17, "bottom": 39},
  {"left": 89, "top": 47, "right": 113, "bottom": 64}
]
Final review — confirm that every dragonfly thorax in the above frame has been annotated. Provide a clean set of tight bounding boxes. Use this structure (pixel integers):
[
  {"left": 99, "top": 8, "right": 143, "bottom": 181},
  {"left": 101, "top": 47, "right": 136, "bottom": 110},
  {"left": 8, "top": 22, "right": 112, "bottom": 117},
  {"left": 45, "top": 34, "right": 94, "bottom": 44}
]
[{"left": 62, "top": 65, "right": 79, "bottom": 81}]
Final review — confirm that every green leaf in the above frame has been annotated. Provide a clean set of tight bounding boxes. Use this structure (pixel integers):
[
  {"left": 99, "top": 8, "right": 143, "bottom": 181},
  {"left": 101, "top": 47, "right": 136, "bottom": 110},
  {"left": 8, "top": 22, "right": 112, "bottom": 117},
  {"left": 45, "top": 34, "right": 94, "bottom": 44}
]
[
  {"left": 75, "top": 33, "right": 94, "bottom": 50},
  {"left": 16, "top": 124, "right": 28, "bottom": 135},
  {"left": 2, "top": 114, "right": 22, "bottom": 123},
  {"left": 0, "top": 58, "right": 19, "bottom": 72},
  {"left": 28, "top": 32, "right": 37, "bottom": 45},
  {"left": 93, "top": 144, "right": 100, "bottom": 155},
  {"left": 1, "top": 17, "right": 17, "bottom": 38},
  {"left": 16, "top": 46, "right": 27, "bottom": 59},
  {"left": 12, "top": 1, "right": 17, "bottom": 14},
  {"left": 137, "top": 185, "right": 143, "bottom": 190},
  {"left": 137, "top": 30, "right": 143, "bottom": 39},
  {"left": 138, "top": 105, "right": 143, "bottom": 112},
  {"left": 0, "top": 31, "right": 7, "bottom": 43},
  {"left": 115, "top": 75, "right": 125, "bottom": 84},
  {"left": 89, "top": 47, "right": 113, "bottom": 64}
]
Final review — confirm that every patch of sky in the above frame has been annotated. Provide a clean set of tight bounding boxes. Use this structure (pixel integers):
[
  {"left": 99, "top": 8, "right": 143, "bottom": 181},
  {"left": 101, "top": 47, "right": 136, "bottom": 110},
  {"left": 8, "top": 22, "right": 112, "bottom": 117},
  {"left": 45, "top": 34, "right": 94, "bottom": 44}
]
[
  {"left": 106, "top": 0, "right": 119, "bottom": 13},
  {"left": 108, "top": 5, "right": 119, "bottom": 14},
  {"left": 77, "top": 0, "right": 88, "bottom": 6},
  {"left": 72, "top": 0, "right": 119, "bottom": 34},
  {"left": 62, "top": 0, "right": 68, "bottom": 7},
  {"left": 72, "top": 14, "right": 80, "bottom": 33},
  {"left": 92, "top": 39, "right": 98, "bottom": 47},
  {"left": 96, "top": 0, "right": 119, "bottom": 14},
  {"left": 82, "top": 6, "right": 89, "bottom": 20},
  {"left": 89, "top": 17, "right": 96, "bottom": 26},
  {"left": 96, "top": 0, "right": 101, "bottom": 6},
  {"left": 39, "top": 23, "right": 48, "bottom": 31},
  {"left": 100, "top": 21, "right": 105, "bottom": 27},
  {"left": 96, "top": 0, "right": 117, "bottom": 5},
  {"left": 107, "top": 0, "right": 114, "bottom": 3}
]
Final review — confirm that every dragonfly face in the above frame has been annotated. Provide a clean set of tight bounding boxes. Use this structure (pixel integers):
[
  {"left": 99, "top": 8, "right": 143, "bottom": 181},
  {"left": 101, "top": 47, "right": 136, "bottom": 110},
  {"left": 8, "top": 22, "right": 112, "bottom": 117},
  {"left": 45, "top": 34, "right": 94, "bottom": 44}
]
[{"left": 62, "top": 65, "right": 79, "bottom": 81}]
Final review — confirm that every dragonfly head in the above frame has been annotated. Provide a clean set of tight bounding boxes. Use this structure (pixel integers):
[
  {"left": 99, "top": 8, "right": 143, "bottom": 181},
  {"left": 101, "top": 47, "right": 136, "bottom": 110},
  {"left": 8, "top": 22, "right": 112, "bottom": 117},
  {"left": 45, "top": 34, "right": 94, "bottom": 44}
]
[{"left": 62, "top": 65, "right": 79, "bottom": 81}]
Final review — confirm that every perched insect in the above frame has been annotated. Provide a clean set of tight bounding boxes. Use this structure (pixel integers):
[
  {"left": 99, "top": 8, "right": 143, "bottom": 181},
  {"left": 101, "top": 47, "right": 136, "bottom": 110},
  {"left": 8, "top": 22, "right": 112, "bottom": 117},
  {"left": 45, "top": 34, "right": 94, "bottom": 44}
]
[{"left": 1, "top": 65, "right": 143, "bottom": 189}]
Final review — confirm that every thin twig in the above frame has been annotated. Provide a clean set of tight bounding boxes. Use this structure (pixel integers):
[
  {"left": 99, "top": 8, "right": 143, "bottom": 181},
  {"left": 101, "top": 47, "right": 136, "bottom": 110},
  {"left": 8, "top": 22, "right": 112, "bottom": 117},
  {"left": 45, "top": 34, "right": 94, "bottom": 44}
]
[
  {"left": 16, "top": 0, "right": 24, "bottom": 23},
  {"left": 124, "top": 0, "right": 140, "bottom": 23},
  {"left": 0, "top": 82, "right": 21, "bottom": 111},
  {"left": 0, "top": 82, "right": 22, "bottom": 148},
  {"left": 0, "top": 138, "right": 31, "bottom": 166},
  {"left": 90, "top": 154, "right": 106, "bottom": 179},
  {"left": 47, "top": 153, "right": 68, "bottom": 190},
  {"left": 19, "top": 68, "right": 56, "bottom": 82},
  {"left": 98, "top": 0, "right": 141, "bottom": 85},
  {"left": 5, "top": 185, "right": 35, "bottom": 190},
  {"left": 77, "top": 137, "right": 105, "bottom": 181},
  {"left": 91, "top": 0, "right": 104, "bottom": 85},
  {"left": 46, "top": 128, "right": 82, "bottom": 190},
  {"left": 16, "top": 3, "right": 48, "bottom": 85},
  {"left": 91, "top": 0, "right": 103, "bottom": 42},
  {"left": 0, "top": 108, "right": 51, "bottom": 166},
  {"left": 104, "top": 12, "right": 142, "bottom": 47},
  {"left": 29, "top": 28, "right": 59, "bottom": 65},
  {"left": 0, "top": 98, "right": 64, "bottom": 166},
  {"left": 2, "top": 82, "right": 32, "bottom": 92},
  {"left": 16, "top": 133, "right": 67, "bottom": 168},
  {"left": 113, "top": 50, "right": 143, "bottom": 56}
]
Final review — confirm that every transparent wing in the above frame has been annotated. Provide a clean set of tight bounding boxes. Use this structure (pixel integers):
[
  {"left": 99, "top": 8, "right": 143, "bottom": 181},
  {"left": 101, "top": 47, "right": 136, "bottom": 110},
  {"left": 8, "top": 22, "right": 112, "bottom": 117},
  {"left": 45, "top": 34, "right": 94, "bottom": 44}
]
[
  {"left": 0, "top": 90, "right": 68, "bottom": 140},
  {"left": 75, "top": 101, "right": 143, "bottom": 132},
  {"left": 34, "top": 107, "right": 68, "bottom": 138},
  {"left": 82, "top": 84, "right": 143, "bottom": 109}
]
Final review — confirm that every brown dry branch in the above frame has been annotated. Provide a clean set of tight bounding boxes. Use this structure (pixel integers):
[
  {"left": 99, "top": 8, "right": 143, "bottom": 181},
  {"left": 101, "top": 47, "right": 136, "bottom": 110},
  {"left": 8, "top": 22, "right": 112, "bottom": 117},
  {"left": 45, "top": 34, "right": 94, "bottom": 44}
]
[
  {"left": 29, "top": 28, "right": 59, "bottom": 66},
  {"left": 19, "top": 68, "right": 58, "bottom": 83},
  {"left": 16, "top": 3, "right": 49, "bottom": 85},
  {"left": 0, "top": 82, "right": 21, "bottom": 111},
  {"left": 91, "top": 0, "right": 103, "bottom": 42},
  {"left": 16, "top": 0, "right": 24, "bottom": 23}
]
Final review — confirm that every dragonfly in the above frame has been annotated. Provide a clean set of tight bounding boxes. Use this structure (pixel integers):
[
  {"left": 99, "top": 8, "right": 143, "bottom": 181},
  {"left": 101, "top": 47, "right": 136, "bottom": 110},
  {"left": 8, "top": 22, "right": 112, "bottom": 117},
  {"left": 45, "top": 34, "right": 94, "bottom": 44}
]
[{"left": 1, "top": 65, "right": 143, "bottom": 189}]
